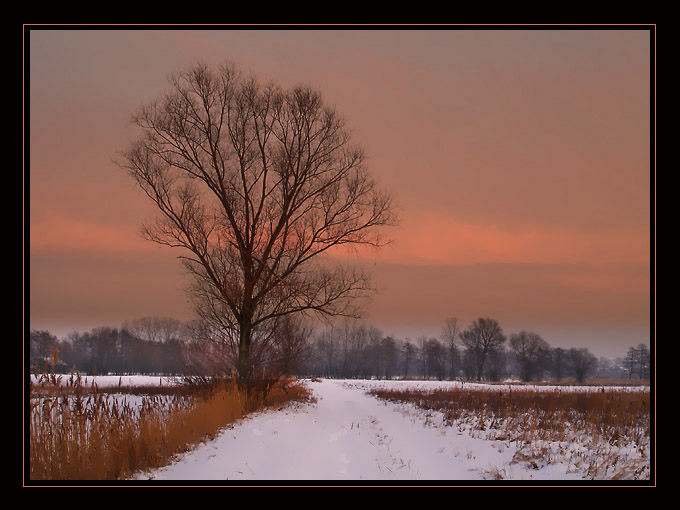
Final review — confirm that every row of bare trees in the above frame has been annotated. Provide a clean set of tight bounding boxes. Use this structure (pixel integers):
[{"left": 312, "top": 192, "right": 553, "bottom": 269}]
[
  {"left": 302, "top": 317, "right": 622, "bottom": 383},
  {"left": 29, "top": 326, "right": 185, "bottom": 376},
  {"left": 29, "top": 315, "right": 649, "bottom": 383},
  {"left": 29, "top": 315, "right": 311, "bottom": 378},
  {"left": 624, "top": 344, "right": 651, "bottom": 379}
]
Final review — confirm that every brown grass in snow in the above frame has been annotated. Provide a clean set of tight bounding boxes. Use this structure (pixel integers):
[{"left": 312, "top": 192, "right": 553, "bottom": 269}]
[
  {"left": 369, "top": 385, "right": 651, "bottom": 480},
  {"left": 28, "top": 370, "right": 312, "bottom": 481}
]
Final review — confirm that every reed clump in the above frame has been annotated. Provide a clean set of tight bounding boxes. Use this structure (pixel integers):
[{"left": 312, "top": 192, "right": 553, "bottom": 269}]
[{"left": 29, "top": 371, "right": 311, "bottom": 480}]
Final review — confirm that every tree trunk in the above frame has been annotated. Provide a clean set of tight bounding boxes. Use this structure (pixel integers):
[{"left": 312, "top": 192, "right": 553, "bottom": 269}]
[
  {"left": 476, "top": 352, "right": 486, "bottom": 381},
  {"left": 237, "top": 319, "right": 253, "bottom": 384}
]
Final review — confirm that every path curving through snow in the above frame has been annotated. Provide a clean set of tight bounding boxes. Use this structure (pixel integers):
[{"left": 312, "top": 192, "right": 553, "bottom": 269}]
[{"left": 135, "top": 379, "right": 588, "bottom": 482}]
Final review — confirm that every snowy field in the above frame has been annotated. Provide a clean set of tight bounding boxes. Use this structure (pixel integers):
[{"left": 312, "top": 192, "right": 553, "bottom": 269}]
[
  {"left": 30, "top": 374, "right": 180, "bottom": 388},
  {"left": 110, "top": 377, "right": 649, "bottom": 483}
]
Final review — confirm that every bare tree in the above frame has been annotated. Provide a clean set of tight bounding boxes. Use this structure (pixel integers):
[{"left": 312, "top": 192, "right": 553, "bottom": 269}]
[
  {"left": 118, "top": 62, "right": 397, "bottom": 382},
  {"left": 29, "top": 330, "right": 59, "bottom": 367},
  {"left": 420, "top": 337, "right": 446, "bottom": 380},
  {"left": 508, "top": 330, "right": 551, "bottom": 382},
  {"left": 312, "top": 328, "right": 339, "bottom": 378},
  {"left": 549, "top": 347, "right": 568, "bottom": 381},
  {"left": 459, "top": 318, "right": 506, "bottom": 381},
  {"left": 378, "top": 336, "right": 398, "bottom": 380},
  {"left": 401, "top": 340, "right": 417, "bottom": 378},
  {"left": 180, "top": 319, "right": 235, "bottom": 377},
  {"left": 123, "top": 316, "right": 185, "bottom": 343},
  {"left": 624, "top": 346, "right": 638, "bottom": 379},
  {"left": 635, "top": 343, "right": 650, "bottom": 380},
  {"left": 624, "top": 344, "right": 651, "bottom": 380},
  {"left": 441, "top": 317, "right": 461, "bottom": 380},
  {"left": 268, "top": 314, "right": 313, "bottom": 376},
  {"left": 567, "top": 347, "right": 598, "bottom": 383}
]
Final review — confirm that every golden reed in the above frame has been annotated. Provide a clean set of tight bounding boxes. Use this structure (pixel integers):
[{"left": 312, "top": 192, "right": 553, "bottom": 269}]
[{"left": 29, "top": 370, "right": 311, "bottom": 480}]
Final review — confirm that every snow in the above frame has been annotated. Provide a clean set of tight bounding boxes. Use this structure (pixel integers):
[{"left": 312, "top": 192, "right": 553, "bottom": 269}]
[
  {"left": 131, "top": 378, "right": 646, "bottom": 482},
  {"left": 30, "top": 374, "right": 179, "bottom": 388}
]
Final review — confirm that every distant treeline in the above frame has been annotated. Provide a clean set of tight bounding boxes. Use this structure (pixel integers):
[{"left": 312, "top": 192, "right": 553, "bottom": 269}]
[
  {"left": 300, "top": 319, "right": 651, "bottom": 383},
  {"left": 28, "top": 316, "right": 651, "bottom": 383},
  {"left": 29, "top": 325, "right": 186, "bottom": 376}
]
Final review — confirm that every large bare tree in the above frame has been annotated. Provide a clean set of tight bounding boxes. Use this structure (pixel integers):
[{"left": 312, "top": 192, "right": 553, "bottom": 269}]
[{"left": 118, "top": 62, "right": 396, "bottom": 381}]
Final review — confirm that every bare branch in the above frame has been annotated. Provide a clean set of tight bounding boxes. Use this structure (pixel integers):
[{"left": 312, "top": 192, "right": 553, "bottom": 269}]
[{"left": 118, "top": 61, "right": 398, "bottom": 379}]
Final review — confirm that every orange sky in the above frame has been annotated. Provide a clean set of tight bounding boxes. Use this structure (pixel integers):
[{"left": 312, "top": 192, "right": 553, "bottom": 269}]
[{"left": 27, "top": 27, "right": 653, "bottom": 357}]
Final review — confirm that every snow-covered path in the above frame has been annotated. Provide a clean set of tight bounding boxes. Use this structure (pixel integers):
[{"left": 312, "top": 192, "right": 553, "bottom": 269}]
[{"left": 136, "top": 379, "right": 582, "bottom": 482}]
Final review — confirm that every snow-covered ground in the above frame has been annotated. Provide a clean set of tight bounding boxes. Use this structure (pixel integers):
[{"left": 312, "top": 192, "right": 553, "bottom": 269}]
[
  {"left": 30, "top": 374, "right": 179, "bottom": 388},
  {"left": 129, "top": 378, "right": 649, "bottom": 482}
]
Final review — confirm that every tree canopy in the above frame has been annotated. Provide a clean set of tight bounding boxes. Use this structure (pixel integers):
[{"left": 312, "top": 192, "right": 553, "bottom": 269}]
[{"left": 118, "top": 62, "right": 397, "bottom": 379}]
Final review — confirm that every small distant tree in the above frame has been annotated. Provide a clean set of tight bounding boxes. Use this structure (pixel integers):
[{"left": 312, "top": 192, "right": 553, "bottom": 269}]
[
  {"left": 567, "top": 347, "right": 598, "bottom": 383},
  {"left": 508, "top": 330, "right": 551, "bottom": 382},
  {"left": 89, "top": 327, "right": 121, "bottom": 375},
  {"left": 64, "top": 331, "right": 92, "bottom": 374},
  {"left": 314, "top": 329, "right": 339, "bottom": 378},
  {"left": 401, "top": 340, "right": 417, "bottom": 378},
  {"left": 459, "top": 318, "right": 506, "bottom": 381},
  {"left": 635, "top": 343, "right": 650, "bottom": 380},
  {"left": 421, "top": 337, "right": 446, "bottom": 380},
  {"left": 624, "top": 346, "right": 638, "bottom": 379},
  {"left": 624, "top": 344, "right": 650, "bottom": 380},
  {"left": 268, "top": 314, "right": 312, "bottom": 376},
  {"left": 29, "top": 330, "right": 59, "bottom": 367},
  {"left": 378, "top": 336, "right": 398, "bottom": 380},
  {"left": 441, "top": 317, "right": 461, "bottom": 380},
  {"left": 549, "top": 347, "right": 568, "bottom": 381},
  {"left": 123, "top": 317, "right": 185, "bottom": 344}
]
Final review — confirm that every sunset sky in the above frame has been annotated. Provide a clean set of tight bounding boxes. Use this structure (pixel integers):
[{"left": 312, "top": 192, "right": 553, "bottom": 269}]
[{"left": 27, "top": 27, "right": 653, "bottom": 358}]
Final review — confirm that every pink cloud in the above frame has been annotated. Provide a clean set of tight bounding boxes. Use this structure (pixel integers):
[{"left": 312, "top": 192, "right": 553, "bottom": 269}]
[
  {"left": 330, "top": 211, "right": 650, "bottom": 268},
  {"left": 30, "top": 211, "right": 148, "bottom": 253}
]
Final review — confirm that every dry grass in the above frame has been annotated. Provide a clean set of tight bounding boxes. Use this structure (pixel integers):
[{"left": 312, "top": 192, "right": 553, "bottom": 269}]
[
  {"left": 527, "top": 377, "right": 650, "bottom": 387},
  {"left": 28, "top": 371, "right": 312, "bottom": 481},
  {"left": 369, "top": 385, "right": 651, "bottom": 480}
]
